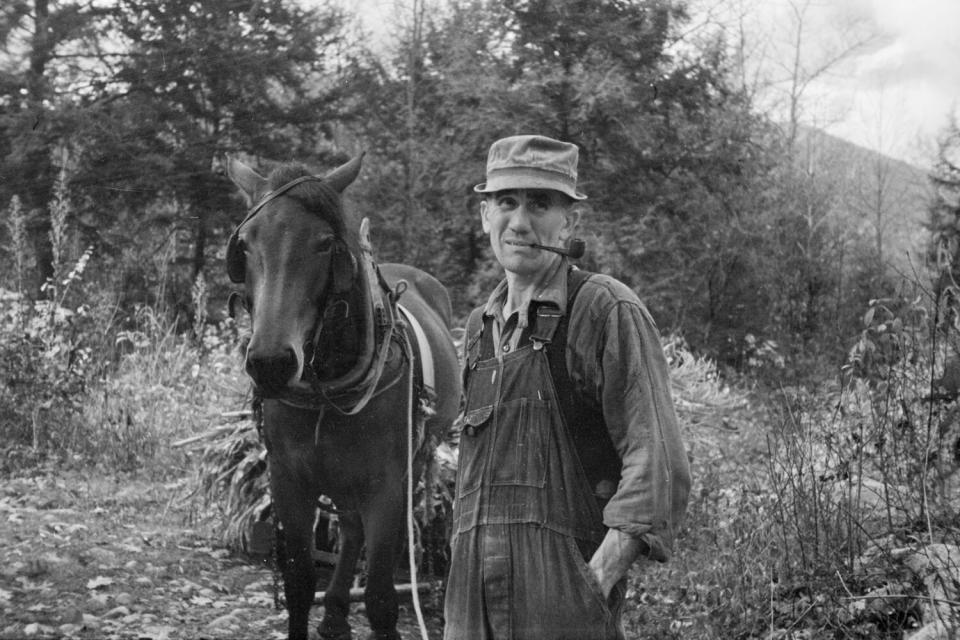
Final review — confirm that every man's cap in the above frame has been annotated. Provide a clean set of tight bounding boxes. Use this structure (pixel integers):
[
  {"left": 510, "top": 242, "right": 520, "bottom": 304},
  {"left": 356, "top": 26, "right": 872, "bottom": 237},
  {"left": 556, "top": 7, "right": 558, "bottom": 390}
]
[{"left": 474, "top": 134, "right": 587, "bottom": 200}]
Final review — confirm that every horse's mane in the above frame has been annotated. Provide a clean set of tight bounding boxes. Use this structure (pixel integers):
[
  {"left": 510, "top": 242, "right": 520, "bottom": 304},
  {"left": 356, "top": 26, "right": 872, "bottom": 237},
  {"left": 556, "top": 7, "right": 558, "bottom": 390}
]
[{"left": 266, "top": 162, "right": 360, "bottom": 250}]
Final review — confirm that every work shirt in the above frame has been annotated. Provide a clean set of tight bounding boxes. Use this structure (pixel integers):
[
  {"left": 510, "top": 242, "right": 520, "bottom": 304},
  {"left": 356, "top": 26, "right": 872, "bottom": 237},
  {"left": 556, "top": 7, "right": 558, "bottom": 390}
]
[{"left": 478, "top": 262, "right": 691, "bottom": 562}]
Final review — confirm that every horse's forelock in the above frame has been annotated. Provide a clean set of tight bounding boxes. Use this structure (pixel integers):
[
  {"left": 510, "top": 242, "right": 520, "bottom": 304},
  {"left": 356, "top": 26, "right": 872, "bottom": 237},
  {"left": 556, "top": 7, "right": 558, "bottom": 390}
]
[{"left": 266, "top": 163, "right": 357, "bottom": 247}]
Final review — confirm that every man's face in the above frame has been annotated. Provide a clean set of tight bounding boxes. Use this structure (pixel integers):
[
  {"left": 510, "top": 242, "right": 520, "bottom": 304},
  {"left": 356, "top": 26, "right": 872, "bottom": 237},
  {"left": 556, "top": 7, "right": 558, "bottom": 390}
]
[{"left": 481, "top": 189, "right": 579, "bottom": 277}]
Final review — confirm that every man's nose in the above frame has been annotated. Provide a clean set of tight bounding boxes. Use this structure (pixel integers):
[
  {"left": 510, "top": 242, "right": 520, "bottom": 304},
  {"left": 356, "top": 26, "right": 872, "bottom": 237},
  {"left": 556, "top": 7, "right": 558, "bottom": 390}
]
[{"left": 509, "top": 201, "right": 532, "bottom": 229}]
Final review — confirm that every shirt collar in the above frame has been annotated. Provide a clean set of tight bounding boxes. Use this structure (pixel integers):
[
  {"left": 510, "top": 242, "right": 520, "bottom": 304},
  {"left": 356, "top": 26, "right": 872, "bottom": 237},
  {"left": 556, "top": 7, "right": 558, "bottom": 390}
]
[{"left": 482, "top": 259, "right": 570, "bottom": 329}]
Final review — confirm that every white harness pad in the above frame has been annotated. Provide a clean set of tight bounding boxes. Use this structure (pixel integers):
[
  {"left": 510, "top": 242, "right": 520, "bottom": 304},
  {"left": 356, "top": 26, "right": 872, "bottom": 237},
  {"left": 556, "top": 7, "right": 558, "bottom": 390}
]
[{"left": 397, "top": 303, "right": 435, "bottom": 396}]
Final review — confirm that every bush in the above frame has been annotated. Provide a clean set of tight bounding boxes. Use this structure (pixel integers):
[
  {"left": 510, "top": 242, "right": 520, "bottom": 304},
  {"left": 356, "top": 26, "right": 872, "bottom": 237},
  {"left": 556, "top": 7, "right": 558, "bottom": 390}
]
[{"left": 0, "top": 248, "right": 99, "bottom": 471}]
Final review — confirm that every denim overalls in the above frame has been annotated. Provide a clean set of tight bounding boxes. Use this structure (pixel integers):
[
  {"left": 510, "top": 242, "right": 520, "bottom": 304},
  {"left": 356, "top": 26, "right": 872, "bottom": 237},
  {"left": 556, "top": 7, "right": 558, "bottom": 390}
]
[{"left": 443, "top": 306, "right": 625, "bottom": 640}]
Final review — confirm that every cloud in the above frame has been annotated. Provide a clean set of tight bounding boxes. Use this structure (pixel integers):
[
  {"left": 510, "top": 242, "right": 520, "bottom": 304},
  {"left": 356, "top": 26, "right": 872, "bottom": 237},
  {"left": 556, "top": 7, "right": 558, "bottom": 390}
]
[
  {"left": 750, "top": 0, "right": 960, "bottom": 161},
  {"left": 848, "top": 0, "right": 960, "bottom": 88}
]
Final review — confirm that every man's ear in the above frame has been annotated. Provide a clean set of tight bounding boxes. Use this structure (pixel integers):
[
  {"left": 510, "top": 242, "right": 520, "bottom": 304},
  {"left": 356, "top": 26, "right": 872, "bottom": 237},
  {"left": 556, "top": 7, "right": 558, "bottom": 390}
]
[
  {"left": 561, "top": 203, "right": 582, "bottom": 241},
  {"left": 480, "top": 199, "right": 491, "bottom": 234}
]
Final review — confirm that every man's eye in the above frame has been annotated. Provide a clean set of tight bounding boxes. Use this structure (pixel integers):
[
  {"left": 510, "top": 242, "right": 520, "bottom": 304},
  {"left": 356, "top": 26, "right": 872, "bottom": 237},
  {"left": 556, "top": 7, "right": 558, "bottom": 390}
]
[{"left": 497, "top": 197, "right": 518, "bottom": 209}]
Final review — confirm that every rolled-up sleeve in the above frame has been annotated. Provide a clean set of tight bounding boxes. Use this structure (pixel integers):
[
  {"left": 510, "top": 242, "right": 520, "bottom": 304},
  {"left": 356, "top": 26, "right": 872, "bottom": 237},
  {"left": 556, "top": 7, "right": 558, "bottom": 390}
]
[{"left": 570, "top": 276, "right": 692, "bottom": 562}]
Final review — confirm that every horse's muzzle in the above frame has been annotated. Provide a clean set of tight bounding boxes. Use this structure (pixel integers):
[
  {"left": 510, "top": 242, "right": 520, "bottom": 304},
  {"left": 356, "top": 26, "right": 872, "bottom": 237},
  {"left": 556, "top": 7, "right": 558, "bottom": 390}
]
[{"left": 245, "top": 345, "right": 301, "bottom": 393}]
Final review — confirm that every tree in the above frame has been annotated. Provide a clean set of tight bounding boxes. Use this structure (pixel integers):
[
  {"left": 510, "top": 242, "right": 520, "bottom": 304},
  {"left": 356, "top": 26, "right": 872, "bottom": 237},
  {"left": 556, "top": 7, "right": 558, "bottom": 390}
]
[
  {"left": 0, "top": 0, "right": 117, "bottom": 289},
  {"left": 1, "top": 0, "right": 356, "bottom": 314},
  {"left": 741, "top": 0, "right": 879, "bottom": 148},
  {"left": 928, "top": 118, "right": 960, "bottom": 331},
  {"left": 336, "top": 0, "right": 517, "bottom": 312},
  {"left": 80, "top": 0, "right": 350, "bottom": 282}
]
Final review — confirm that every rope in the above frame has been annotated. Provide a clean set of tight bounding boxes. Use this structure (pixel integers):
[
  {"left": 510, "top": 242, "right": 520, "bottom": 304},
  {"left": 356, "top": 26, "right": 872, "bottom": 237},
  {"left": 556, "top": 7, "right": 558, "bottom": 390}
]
[{"left": 405, "top": 333, "right": 430, "bottom": 640}]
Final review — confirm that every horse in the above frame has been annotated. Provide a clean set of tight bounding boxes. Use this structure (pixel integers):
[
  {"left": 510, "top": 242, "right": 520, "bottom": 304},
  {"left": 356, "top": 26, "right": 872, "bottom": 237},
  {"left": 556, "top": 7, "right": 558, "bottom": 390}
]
[{"left": 224, "top": 153, "right": 461, "bottom": 640}]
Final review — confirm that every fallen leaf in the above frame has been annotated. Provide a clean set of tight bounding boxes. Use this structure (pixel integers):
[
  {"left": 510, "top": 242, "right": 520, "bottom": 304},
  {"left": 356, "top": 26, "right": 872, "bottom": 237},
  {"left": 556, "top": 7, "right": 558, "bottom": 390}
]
[
  {"left": 86, "top": 575, "right": 114, "bottom": 590},
  {"left": 141, "top": 625, "right": 176, "bottom": 640},
  {"left": 103, "top": 605, "right": 130, "bottom": 619}
]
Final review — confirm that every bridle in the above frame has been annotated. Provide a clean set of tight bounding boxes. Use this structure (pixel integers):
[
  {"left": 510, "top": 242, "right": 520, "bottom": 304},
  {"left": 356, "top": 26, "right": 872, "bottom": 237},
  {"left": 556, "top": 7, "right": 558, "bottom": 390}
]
[
  {"left": 228, "top": 175, "right": 407, "bottom": 415},
  {"left": 236, "top": 175, "right": 330, "bottom": 237}
]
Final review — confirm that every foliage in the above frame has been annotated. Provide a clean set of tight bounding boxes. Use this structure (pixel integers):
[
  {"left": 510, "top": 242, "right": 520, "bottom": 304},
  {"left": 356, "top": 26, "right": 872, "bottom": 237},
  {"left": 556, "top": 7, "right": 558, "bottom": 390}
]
[
  {"left": 1, "top": 0, "right": 909, "bottom": 369},
  {"left": 1, "top": 0, "right": 354, "bottom": 298},
  {"left": 0, "top": 178, "right": 101, "bottom": 468},
  {"left": 193, "top": 408, "right": 269, "bottom": 554},
  {"left": 191, "top": 399, "right": 458, "bottom": 581}
]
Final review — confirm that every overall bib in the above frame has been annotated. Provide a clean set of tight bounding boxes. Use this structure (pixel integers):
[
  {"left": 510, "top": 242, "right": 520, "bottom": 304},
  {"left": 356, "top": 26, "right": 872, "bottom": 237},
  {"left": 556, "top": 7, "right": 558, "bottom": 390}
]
[{"left": 444, "top": 309, "right": 625, "bottom": 640}]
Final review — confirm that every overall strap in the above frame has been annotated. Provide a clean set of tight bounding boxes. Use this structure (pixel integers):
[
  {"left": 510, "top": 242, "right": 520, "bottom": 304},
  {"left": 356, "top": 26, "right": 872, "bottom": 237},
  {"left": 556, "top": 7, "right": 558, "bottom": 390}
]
[
  {"left": 541, "top": 268, "right": 623, "bottom": 500},
  {"left": 542, "top": 267, "right": 595, "bottom": 422},
  {"left": 463, "top": 306, "right": 486, "bottom": 370}
]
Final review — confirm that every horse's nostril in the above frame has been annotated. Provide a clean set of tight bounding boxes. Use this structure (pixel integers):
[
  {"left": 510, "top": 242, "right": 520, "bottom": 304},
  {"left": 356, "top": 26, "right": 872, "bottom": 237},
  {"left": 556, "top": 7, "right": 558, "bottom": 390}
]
[{"left": 246, "top": 347, "right": 299, "bottom": 391}]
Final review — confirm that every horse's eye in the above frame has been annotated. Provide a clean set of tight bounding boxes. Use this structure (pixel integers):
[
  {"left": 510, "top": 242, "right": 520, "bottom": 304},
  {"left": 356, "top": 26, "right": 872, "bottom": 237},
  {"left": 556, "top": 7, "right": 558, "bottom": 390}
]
[{"left": 315, "top": 236, "right": 335, "bottom": 253}]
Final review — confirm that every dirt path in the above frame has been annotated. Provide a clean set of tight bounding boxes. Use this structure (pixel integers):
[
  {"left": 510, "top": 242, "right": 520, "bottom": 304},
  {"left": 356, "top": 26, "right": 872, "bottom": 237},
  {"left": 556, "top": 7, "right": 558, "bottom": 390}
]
[{"left": 0, "top": 470, "right": 444, "bottom": 639}]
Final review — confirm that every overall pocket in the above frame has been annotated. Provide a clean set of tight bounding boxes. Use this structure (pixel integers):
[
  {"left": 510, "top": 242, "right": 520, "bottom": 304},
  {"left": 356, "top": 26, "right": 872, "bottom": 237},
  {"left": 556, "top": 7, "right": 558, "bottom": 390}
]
[
  {"left": 566, "top": 535, "right": 613, "bottom": 619},
  {"left": 488, "top": 397, "right": 551, "bottom": 488},
  {"left": 455, "top": 405, "right": 493, "bottom": 498}
]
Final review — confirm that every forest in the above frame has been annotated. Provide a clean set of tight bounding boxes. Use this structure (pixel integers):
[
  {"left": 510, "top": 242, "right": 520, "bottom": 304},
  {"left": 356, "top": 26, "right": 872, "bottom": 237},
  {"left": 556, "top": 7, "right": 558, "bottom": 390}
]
[{"left": 1, "top": 0, "right": 958, "bottom": 638}]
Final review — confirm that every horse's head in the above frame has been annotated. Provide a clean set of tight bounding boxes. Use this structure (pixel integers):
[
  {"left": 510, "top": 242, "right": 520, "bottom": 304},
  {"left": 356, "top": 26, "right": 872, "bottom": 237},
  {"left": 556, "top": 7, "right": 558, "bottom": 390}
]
[{"left": 225, "top": 154, "right": 363, "bottom": 394}]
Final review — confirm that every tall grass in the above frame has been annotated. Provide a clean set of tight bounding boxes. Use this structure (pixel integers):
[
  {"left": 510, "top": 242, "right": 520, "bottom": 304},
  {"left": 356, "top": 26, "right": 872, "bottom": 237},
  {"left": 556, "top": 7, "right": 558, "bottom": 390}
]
[
  {"left": 622, "top": 286, "right": 960, "bottom": 639},
  {"left": 0, "top": 152, "right": 248, "bottom": 477}
]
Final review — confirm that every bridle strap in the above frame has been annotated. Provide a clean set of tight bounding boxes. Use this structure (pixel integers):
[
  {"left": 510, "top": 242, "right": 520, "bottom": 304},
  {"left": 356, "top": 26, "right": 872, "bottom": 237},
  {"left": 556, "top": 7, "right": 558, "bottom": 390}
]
[{"left": 234, "top": 175, "right": 327, "bottom": 233}]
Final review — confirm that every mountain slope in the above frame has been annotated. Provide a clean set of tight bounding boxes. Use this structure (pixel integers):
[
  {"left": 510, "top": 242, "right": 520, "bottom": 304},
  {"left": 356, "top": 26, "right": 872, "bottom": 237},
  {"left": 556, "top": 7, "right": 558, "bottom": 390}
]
[{"left": 795, "top": 125, "right": 932, "bottom": 277}]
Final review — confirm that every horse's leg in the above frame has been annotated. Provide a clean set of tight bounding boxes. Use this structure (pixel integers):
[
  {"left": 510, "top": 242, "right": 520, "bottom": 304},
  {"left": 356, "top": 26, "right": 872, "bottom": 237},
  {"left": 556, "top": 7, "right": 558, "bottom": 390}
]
[
  {"left": 271, "top": 466, "right": 320, "bottom": 640},
  {"left": 319, "top": 509, "right": 363, "bottom": 640},
  {"left": 360, "top": 485, "right": 405, "bottom": 640}
]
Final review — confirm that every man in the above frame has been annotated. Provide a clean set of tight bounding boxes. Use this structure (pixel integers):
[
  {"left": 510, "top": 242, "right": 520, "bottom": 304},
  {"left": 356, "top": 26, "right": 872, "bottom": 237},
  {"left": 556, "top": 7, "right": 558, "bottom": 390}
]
[{"left": 444, "top": 135, "right": 691, "bottom": 639}]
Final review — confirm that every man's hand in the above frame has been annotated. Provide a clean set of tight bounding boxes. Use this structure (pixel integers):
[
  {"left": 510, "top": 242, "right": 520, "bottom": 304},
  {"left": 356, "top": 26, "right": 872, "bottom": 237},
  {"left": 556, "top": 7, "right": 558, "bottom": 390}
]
[{"left": 588, "top": 529, "right": 646, "bottom": 598}]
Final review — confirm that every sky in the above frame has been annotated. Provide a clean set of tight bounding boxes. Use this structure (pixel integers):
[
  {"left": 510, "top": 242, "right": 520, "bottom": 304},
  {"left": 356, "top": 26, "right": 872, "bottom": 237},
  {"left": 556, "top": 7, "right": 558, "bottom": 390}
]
[
  {"left": 745, "top": 0, "right": 960, "bottom": 166},
  {"left": 323, "top": 0, "right": 959, "bottom": 167}
]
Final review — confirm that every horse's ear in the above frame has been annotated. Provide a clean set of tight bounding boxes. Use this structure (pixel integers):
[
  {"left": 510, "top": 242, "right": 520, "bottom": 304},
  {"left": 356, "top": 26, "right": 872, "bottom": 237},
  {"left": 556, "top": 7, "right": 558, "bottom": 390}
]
[
  {"left": 322, "top": 152, "right": 366, "bottom": 193},
  {"left": 226, "top": 154, "right": 266, "bottom": 205}
]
